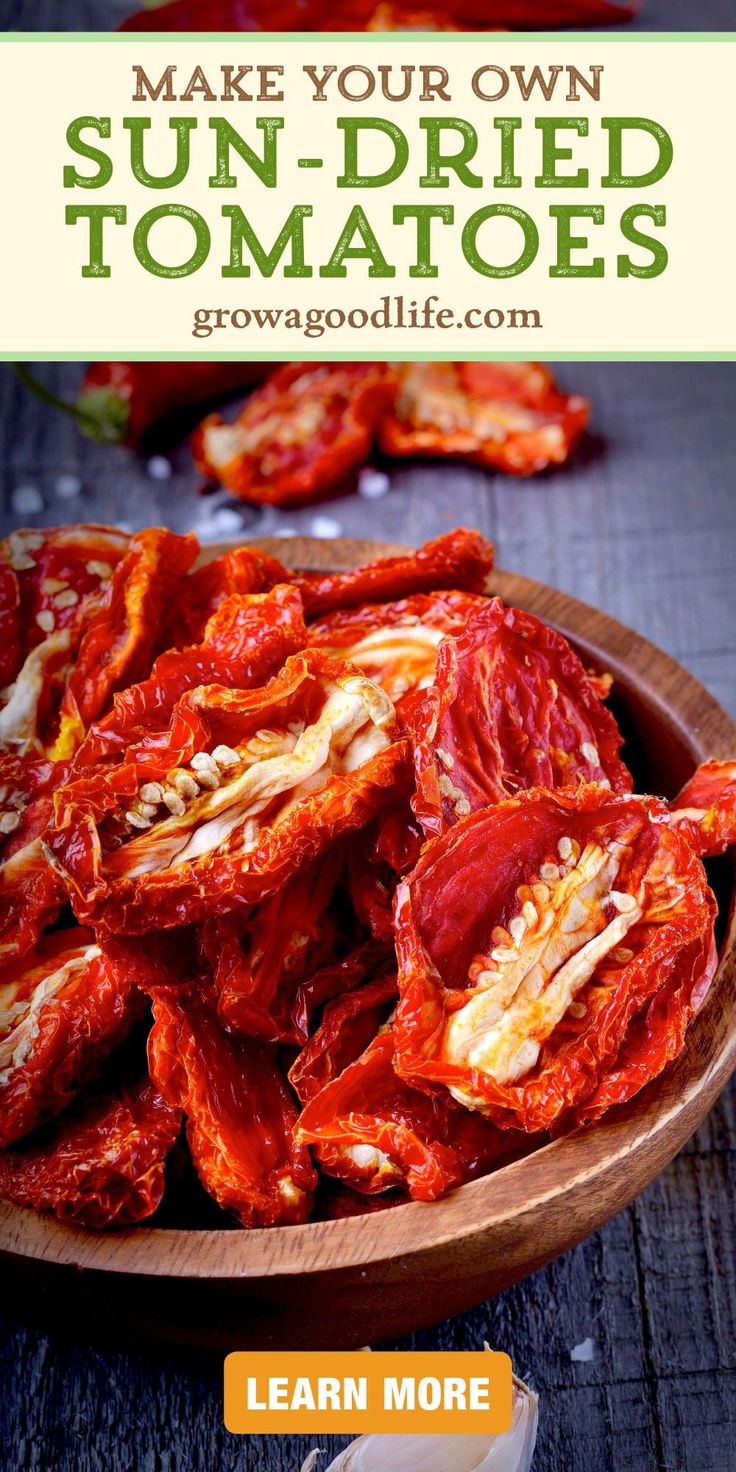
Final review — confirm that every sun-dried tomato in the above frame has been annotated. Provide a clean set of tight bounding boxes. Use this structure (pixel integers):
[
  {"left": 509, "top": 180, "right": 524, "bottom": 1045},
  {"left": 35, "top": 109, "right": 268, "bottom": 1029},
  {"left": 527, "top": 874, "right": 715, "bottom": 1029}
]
[
  {"left": 0, "top": 839, "right": 64, "bottom": 966},
  {"left": 47, "top": 650, "right": 408, "bottom": 933},
  {"left": 193, "top": 363, "right": 395, "bottom": 507},
  {"left": 296, "top": 1030, "right": 528, "bottom": 1201},
  {"left": 148, "top": 985, "right": 316, "bottom": 1226},
  {"left": 289, "top": 966, "right": 397, "bottom": 1104},
  {"left": 53, "top": 528, "right": 198, "bottom": 760},
  {"left": 309, "top": 589, "right": 486, "bottom": 714},
  {"left": 201, "top": 846, "right": 350, "bottom": 1043},
  {"left": 76, "top": 584, "right": 306, "bottom": 770},
  {"left": 0, "top": 527, "right": 131, "bottom": 756},
  {"left": 393, "top": 786, "right": 716, "bottom": 1133},
  {"left": 347, "top": 802, "right": 422, "bottom": 942},
  {"left": 0, "top": 1078, "right": 180, "bottom": 1228},
  {"left": 120, "top": 0, "right": 636, "bottom": 32},
  {"left": 378, "top": 363, "right": 589, "bottom": 476},
  {"left": 0, "top": 929, "right": 140, "bottom": 1146},
  {"left": 412, "top": 598, "right": 632, "bottom": 838},
  {"left": 293, "top": 529, "right": 494, "bottom": 620},
  {"left": 162, "top": 544, "right": 289, "bottom": 650},
  {"left": 668, "top": 760, "right": 736, "bottom": 859}
]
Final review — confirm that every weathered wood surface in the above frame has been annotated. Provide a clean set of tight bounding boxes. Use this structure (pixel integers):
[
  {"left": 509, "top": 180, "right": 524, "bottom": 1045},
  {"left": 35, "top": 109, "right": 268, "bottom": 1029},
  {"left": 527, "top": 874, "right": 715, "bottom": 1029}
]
[
  {"left": 2, "top": 0, "right": 735, "bottom": 27},
  {"left": 1, "top": 362, "right": 735, "bottom": 1470}
]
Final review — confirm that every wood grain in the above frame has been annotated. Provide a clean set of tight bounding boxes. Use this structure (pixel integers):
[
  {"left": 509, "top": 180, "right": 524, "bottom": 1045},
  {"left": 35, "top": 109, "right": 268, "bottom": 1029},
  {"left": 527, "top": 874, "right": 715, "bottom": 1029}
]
[{"left": 1, "top": 537, "right": 734, "bottom": 1364}]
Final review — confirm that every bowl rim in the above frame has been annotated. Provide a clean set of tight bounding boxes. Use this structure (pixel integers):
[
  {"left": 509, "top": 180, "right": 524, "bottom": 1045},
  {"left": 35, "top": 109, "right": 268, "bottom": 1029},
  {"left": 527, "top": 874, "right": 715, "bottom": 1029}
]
[{"left": 1, "top": 535, "right": 734, "bottom": 1282}]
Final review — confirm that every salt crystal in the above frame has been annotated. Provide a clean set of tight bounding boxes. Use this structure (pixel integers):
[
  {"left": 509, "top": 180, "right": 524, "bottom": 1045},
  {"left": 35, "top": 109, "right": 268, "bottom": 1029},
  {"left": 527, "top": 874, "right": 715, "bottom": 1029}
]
[
  {"left": 12, "top": 484, "right": 43, "bottom": 515},
  {"left": 310, "top": 515, "right": 341, "bottom": 539},
  {"left": 54, "top": 474, "right": 82, "bottom": 500},
  {"left": 212, "top": 506, "right": 245, "bottom": 534},
  {"left": 570, "top": 1338, "right": 595, "bottom": 1363},
  {"left": 274, "top": 527, "right": 298, "bottom": 538},
  {"left": 358, "top": 467, "right": 390, "bottom": 500},
  {"left": 147, "top": 456, "right": 173, "bottom": 482}
]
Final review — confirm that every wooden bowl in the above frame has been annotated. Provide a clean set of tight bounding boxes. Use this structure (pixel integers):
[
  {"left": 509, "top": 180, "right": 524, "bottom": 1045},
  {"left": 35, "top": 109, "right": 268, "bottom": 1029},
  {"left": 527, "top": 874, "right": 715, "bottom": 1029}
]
[{"left": 1, "top": 536, "right": 735, "bottom": 1352}]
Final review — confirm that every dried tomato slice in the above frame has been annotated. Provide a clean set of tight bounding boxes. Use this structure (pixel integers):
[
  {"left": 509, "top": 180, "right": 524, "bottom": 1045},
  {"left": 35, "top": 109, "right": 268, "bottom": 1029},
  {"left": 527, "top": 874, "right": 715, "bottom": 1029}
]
[
  {"left": 201, "top": 846, "right": 349, "bottom": 1043},
  {"left": 668, "top": 760, "right": 736, "bottom": 858},
  {"left": 293, "top": 529, "right": 494, "bottom": 620},
  {"left": 0, "top": 838, "right": 64, "bottom": 966},
  {"left": 162, "top": 544, "right": 289, "bottom": 650},
  {"left": 0, "top": 1078, "right": 180, "bottom": 1228},
  {"left": 148, "top": 986, "right": 316, "bottom": 1226},
  {"left": 192, "top": 363, "right": 395, "bottom": 507},
  {"left": 393, "top": 787, "right": 716, "bottom": 1133},
  {"left": 53, "top": 528, "right": 198, "bottom": 759},
  {"left": 0, "top": 929, "right": 140, "bottom": 1146},
  {"left": 378, "top": 363, "right": 589, "bottom": 476},
  {"left": 76, "top": 584, "right": 306, "bottom": 770},
  {"left": 289, "top": 966, "right": 397, "bottom": 1105},
  {"left": 412, "top": 597, "right": 632, "bottom": 837},
  {"left": 47, "top": 651, "right": 407, "bottom": 932},
  {"left": 309, "top": 589, "right": 486, "bottom": 711},
  {"left": 347, "top": 801, "right": 423, "bottom": 942},
  {"left": 0, "top": 527, "right": 130, "bottom": 757},
  {"left": 296, "top": 1030, "right": 527, "bottom": 1201}
]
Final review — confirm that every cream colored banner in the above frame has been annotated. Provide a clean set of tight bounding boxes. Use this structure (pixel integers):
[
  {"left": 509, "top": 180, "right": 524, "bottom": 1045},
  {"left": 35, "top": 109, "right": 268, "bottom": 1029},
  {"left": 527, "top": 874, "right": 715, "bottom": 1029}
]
[{"left": 0, "top": 36, "right": 734, "bottom": 355}]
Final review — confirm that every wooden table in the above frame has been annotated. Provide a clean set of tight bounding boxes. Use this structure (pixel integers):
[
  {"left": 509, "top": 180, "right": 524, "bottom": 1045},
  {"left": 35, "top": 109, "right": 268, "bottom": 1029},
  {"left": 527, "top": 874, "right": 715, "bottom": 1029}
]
[{"left": 1, "top": 362, "right": 735, "bottom": 1469}]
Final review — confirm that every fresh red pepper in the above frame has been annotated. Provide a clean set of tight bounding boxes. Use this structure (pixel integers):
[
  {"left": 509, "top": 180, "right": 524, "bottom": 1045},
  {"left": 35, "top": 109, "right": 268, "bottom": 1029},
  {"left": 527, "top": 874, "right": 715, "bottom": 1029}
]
[
  {"left": 0, "top": 930, "right": 141, "bottom": 1147},
  {"left": 668, "top": 760, "right": 736, "bottom": 859},
  {"left": 47, "top": 650, "right": 408, "bottom": 933},
  {"left": 411, "top": 597, "right": 632, "bottom": 838},
  {"left": 148, "top": 984, "right": 316, "bottom": 1226},
  {"left": 193, "top": 363, "right": 396, "bottom": 508},
  {"left": 393, "top": 786, "right": 717, "bottom": 1133},
  {"left": 293, "top": 529, "right": 494, "bottom": 620},
  {"left": 0, "top": 1078, "right": 181, "bottom": 1228},
  {"left": 379, "top": 363, "right": 589, "bottom": 477},
  {"left": 296, "top": 1030, "right": 529, "bottom": 1201}
]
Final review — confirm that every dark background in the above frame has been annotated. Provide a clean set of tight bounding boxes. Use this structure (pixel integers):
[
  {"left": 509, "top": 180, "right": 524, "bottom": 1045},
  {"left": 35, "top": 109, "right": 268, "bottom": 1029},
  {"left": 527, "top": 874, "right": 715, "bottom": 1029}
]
[
  {"left": 0, "top": 362, "right": 735, "bottom": 1470},
  {"left": 1, "top": 0, "right": 735, "bottom": 27}
]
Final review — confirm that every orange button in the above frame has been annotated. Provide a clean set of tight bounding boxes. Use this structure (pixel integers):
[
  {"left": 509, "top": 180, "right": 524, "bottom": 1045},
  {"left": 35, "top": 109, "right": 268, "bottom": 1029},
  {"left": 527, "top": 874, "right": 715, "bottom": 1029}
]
[{"left": 224, "top": 1349, "right": 512, "bottom": 1435}]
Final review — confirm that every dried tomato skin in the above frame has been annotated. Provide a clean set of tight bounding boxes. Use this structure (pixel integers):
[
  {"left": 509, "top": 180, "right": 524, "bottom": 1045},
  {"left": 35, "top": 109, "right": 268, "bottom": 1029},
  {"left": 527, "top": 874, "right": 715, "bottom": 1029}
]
[
  {"left": 75, "top": 585, "right": 306, "bottom": 770},
  {"left": 162, "top": 545, "right": 289, "bottom": 651},
  {"left": 378, "top": 362, "right": 589, "bottom": 477},
  {"left": 393, "top": 786, "right": 717, "bottom": 1134},
  {"left": 293, "top": 529, "right": 494, "bottom": 620},
  {"left": 0, "top": 1078, "right": 181, "bottom": 1228},
  {"left": 201, "top": 846, "right": 348, "bottom": 1044},
  {"left": 0, "top": 556, "right": 20, "bottom": 689},
  {"left": 193, "top": 363, "right": 396, "bottom": 507},
  {"left": 47, "top": 650, "right": 408, "bottom": 934},
  {"left": 54, "top": 528, "right": 199, "bottom": 761},
  {"left": 347, "top": 802, "right": 423, "bottom": 942},
  {"left": 0, "top": 838, "right": 64, "bottom": 967},
  {"left": 0, "top": 930, "right": 141, "bottom": 1147},
  {"left": 296, "top": 1030, "right": 526, "bottom": 1202},
  {"left": 148, "top": 986, "right": 316, "bottom": 1226},
  {"left": 289, "top": 964, "right": 398, "bottom": 1104},
  {"left": 309, "top": 589, "right": 486, "bottom": 713},
  {"left": 668, "top": 760, "right": 736, "bottom": 858},
  {"left": 412, "top": 597, "right": 632, "bottom": 838}
]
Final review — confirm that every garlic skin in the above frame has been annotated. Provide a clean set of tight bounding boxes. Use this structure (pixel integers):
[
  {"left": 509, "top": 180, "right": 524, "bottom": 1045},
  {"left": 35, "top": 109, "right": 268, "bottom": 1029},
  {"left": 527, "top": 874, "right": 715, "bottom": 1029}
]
[{"left": 300, "top": 1378, "right": 538, "bottom": 1472}]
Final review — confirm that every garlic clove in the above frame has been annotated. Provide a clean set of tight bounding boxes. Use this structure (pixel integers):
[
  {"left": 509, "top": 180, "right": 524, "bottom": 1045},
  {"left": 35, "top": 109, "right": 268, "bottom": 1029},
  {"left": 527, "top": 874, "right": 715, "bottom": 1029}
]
[{"left": 301, "top": 1378, "right": 537, "bottom": 1472}]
